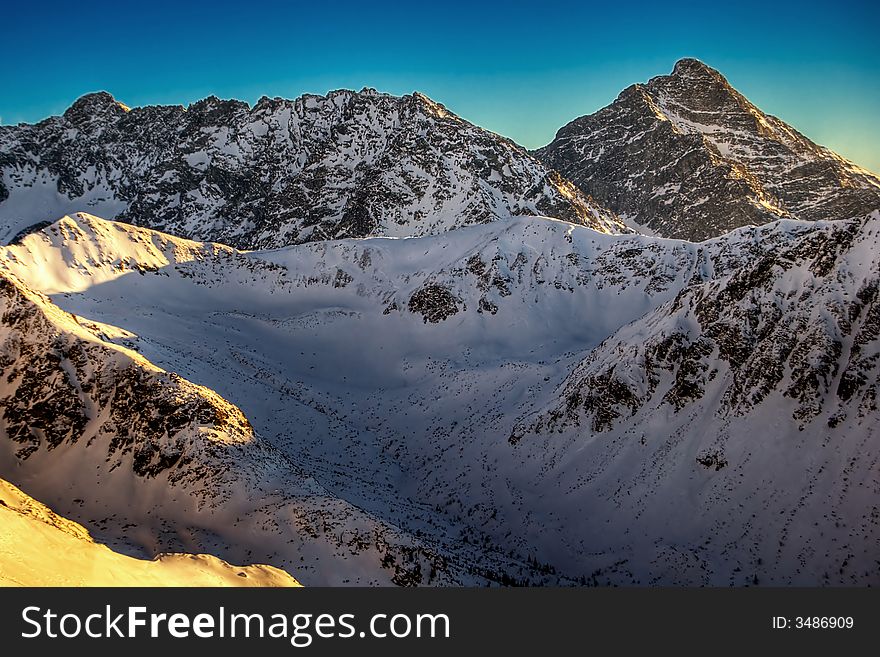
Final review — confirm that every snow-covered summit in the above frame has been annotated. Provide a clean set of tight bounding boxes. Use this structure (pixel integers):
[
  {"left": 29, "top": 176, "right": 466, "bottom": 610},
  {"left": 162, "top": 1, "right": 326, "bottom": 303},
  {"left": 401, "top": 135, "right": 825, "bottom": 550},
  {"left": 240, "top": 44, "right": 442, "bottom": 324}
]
[{"left": 536, "top": 58, "right": 880, "bottom": 240}]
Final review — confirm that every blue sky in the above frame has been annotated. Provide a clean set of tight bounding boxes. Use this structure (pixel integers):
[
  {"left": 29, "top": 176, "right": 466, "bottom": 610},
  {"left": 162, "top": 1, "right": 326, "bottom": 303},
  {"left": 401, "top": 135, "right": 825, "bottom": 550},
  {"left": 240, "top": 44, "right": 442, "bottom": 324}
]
[{"left": 1, "top": 0, "right": 877, "bottom": 171}]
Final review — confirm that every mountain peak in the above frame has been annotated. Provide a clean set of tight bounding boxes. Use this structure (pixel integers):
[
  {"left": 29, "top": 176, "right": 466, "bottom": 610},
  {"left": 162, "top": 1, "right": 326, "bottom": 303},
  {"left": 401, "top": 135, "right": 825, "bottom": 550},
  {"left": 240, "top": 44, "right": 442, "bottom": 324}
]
[
  {"left": 667, "top": 58, "right": 730, "bottom": 88},
  {"left": 410, "top": 91, "right": 452, "bottom": 118},
  {"left": 537, "top": 60, "right": 880, "bottom": 241},
  {"left": 671, "top": 57, "right": 715, "bottom": 76},
  {"left": 187, "top": 95, "right": 250, "bottom": 116},
  {"left": 63, "top": 91, "right": 128, "bottom": 124}
]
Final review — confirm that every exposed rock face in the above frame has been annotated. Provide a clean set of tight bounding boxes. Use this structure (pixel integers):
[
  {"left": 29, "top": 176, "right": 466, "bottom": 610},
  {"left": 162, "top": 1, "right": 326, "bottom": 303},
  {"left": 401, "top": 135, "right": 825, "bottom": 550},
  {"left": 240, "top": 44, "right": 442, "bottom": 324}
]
[
  {"left": 0, "top": 89, "right": 624, "bottom": 247},
  {"left": 408, "top": 284, "right": 462, "bottom": 323},
  {"left": 536, "top": 58, "right": 880, "bottom": 240},
  {"left": 0, "top": 269, "right": 254, "bottom": 485}
]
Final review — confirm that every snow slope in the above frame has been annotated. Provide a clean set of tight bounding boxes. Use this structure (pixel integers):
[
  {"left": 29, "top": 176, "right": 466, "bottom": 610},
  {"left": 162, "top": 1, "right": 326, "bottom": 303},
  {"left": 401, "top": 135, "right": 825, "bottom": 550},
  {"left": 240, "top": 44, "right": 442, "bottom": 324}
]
[
  {"left": 0, "top": 478, "right": 301, "bottom": 587},
  {"left": 3, "top": 211, "right": 876, "bottom": 585},
  {"left": 514, "top": 214, "right": 880, "bottom": 584},
  {"left": 0, "top": 259, "right": 472, "bottom": 585}
]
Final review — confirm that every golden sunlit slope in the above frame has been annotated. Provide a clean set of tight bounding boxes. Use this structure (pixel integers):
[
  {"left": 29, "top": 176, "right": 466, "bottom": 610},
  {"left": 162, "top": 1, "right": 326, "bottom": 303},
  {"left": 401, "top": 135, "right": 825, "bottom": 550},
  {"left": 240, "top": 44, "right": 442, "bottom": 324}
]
[{"left": 0, "top": 478, "right": 301, "bottom": 587}]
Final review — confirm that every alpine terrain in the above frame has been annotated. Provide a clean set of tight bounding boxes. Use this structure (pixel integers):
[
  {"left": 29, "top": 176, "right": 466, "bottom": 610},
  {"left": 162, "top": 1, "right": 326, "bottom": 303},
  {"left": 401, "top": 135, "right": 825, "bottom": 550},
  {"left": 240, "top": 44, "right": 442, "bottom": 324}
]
[
  {"left": 0, "top": 89, "right": 622, "bottom": 248},
  {"left": 0, "top": 62, "right": 878, "bottom": 587},
  {"left": 536, "top": 58, "right": 880, "bottom": 240},
  {"left": 0, "top": 478, "right": 302, "bottom": 587},
  {"left": 1, "top": 208, "right": 876, "bottom": 585},
  {"left": 0, "top": 250, "right": 492, "bottom": 585}
]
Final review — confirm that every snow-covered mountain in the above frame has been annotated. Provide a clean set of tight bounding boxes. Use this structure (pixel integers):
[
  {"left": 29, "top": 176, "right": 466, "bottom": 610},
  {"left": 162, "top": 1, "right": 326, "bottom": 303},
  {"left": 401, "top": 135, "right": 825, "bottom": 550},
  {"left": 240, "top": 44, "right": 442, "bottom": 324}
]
[
  {"left": 3, "top": 211, "right": 876, "bottom": 585},
  {"left": 0, "top": 89, "right": 623, "bottom": 247},
  {"left": 0, "top": 477, "right": 301, "bottom": 587},
  {"left": 513, "top": 212, "right": 880, "bottom": 584},
  {"left": 536, "top": 59, "right": 880, "bottom": 240},
  {"left": 0, "top": 258, "right": 485, "bottom": 585}
]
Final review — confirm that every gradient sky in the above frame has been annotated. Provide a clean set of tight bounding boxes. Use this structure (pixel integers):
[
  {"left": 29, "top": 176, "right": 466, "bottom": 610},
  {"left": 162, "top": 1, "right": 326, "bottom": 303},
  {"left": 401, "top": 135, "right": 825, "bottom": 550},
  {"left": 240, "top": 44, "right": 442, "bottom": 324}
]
[{"left": 2, "top": 0, "right": 878, "bottom": 172}]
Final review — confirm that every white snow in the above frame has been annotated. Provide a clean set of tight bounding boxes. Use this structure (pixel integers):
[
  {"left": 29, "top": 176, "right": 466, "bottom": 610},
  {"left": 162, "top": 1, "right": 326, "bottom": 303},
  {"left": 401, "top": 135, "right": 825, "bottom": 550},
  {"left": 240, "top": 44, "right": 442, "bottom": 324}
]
[
  {"left": 1, "top": 210, "right": 877, "bottom": 586},
  {"left": 0, "top": 478, "right": 301, "bottom": 587}
]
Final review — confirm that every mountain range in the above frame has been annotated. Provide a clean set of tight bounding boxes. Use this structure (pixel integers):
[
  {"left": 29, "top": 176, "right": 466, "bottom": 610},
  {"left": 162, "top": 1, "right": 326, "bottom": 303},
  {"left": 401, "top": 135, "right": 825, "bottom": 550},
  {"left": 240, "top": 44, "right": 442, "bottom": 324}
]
[
  {"left": 0, "top": 59, "right": 878, "bottom": 586},
  {"left": 0, "top": 88, "right": 621, "bottom": 248}
]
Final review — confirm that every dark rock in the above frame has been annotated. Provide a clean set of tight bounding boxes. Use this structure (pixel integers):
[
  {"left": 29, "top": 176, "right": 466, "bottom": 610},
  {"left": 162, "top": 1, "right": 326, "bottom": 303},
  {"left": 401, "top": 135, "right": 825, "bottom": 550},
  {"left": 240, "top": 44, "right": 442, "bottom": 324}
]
[
  {"left": 536, "top": 59, "right": 880, "bottom": 240},
  {"left": 0, "top": 89, "right": 623, "bottom": 248}
]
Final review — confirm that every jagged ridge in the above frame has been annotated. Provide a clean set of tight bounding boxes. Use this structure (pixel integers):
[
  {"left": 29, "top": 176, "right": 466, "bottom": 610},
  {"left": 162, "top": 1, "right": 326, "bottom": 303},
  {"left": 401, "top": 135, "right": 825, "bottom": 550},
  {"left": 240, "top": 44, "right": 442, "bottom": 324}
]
[
  {"left": 0, "top": 89, "right": 624, "bottom": 247},
  {"left": 536, "top": 58, "right": 880, "bottom": 240}
]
